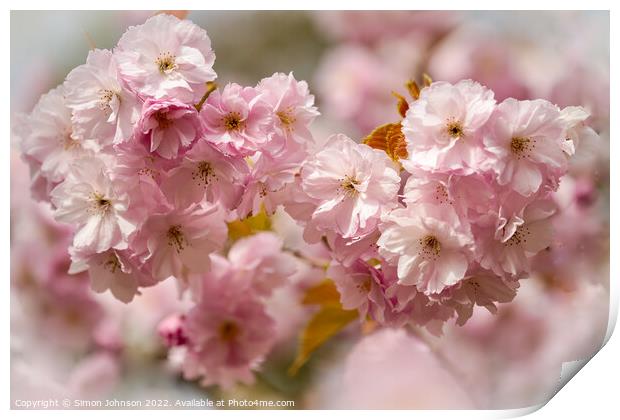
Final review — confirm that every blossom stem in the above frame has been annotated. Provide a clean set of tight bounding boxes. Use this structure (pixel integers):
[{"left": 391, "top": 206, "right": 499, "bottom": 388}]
[
  {"left": 283, "top": 247, "right": 328, "bottom": 270},
  {"left": 194, "top": 81, "right": 217, "bottom": 112}
]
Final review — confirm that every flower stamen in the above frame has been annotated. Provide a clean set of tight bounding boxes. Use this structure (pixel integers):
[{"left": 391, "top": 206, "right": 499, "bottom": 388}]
[
  {"left": 167, "top": 225, "right": 187, "bottom": 253},
  {"left": 223, "top": 112, "right": 243, "bottom": 132},
  {"left": 420, "top": 234, "right": 442, "bottom": 259},
  {"left": 192, "top": 161, "right": 217, "bottom": 187},
  {"left": 510, "top": 136, "right": 534, "bottom": 159},
  {"left": 446, "top": 119, "right": 464, "bottom": 139},
  {"left": 156, "top": 51, "right": 177, "bottom": 74},
  {"left": 339, "top": 175, "right": 360, "bottom": 197},
  {"left": 89, "top": 192, "right": 112, "bottom": 215},
  {"left": 218, "top": 320, "right": 239, "bottom": 341}
]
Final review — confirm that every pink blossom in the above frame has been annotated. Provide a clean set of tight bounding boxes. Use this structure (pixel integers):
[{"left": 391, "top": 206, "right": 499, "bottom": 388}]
[
  {"left": 158, "top": 313, "right": 188, "bottom": 347},
  {"left": 227, "top": 232, "right": 298, "bottom": 296},
  {"left": 69, "top": 248, "right": 156, "bottom": 303},
  {"left": 301, "top": 134, "right": 400, "bottom": 238},
  {"left": 328, "top": 259, "right": 389, "bottom": 323},
  {"left": 18, "top": 85, "right": 91, "bottom": 184},
  {"left": 314, "top": 44, "right": 418, "bottom": 133},
  {"left": 401, "top": 80, "right": 496, "bottom": 173},
  {"left": 482, "top": 98, "right": 568, "bottom": 197},
  {"left": 115, "top": 14, "right": 216, "bottom": 102},
  {"left": 65, "top": 48, "right": 140, "bottom": 147},
  {"left": 256, "top": 72, "right": 319, "bottom": 148},
  {"left": 378, "top": 203, "right": 474, "bottom": 295},
  {"left": 50, "top": 157, "right": 134, "bottom": 253},
  {"left": 427, "top": 27, "right": 529, "bottom": 102},
  {"left": 236, "top": 150, "right": 304, "bottom": 218},
  {"left": 134, "top": 97, "right": 201, "bottom": 159},
  {"left": 161, "top": 139, "right": 249, "bottom": 210},
  {"left": 402, "top": 168, "right": 497, "bottom": 225},
  {"left": 110, "top": 141, "right": 172, "bottom": 224},
  {"left": 559, "top": 105, "right": 598, "bottom": 152},
  {"left": 326, "top": 230, "right": 381, "bottom": 267},
  {"left": 180, "top": 268, "right": 276, "bottom": 389},
  {"left": 441, "top": 266, "right": 519, "bottom": 326},
  {"left": 131, "top": 203, "right": 227, "bottom": 284},
  {"left": 200, "top": 83, "right": 271, "bottom": 157},
  {"left": 474, "top": 199, "right": 556, "bottom": 277}
]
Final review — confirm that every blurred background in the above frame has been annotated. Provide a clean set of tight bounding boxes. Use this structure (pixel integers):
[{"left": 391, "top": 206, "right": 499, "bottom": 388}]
[{"left": 11, "top": 10, "right": 609, "bottom": 409}]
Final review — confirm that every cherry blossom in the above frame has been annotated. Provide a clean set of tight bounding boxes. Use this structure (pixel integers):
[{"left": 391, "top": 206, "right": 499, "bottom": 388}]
[
  {"left": 401, "top": 80, "right": 496, "bottom": 173},
  {"left": 134, "top": 97, "right": 201, "bottom": 159},
  {"left": 65, "top": 48, "right": 140, "bottom": 147},
  {"left": 130, "top": 203, "right": 227, "bottom": 284},
  {"left": 177, "top": 264, "right": 276, "bottom": 388},
  {"left": 50, "top": 157, "right": 134, "bottom": 253},
  {"left": 378, "top": 203, "right": 474, "bottom": 295},
  {"left": 201, "top": 83, "right": 272, "bottom": 157},
  {"left": 19, "top": 85, "right": 90, "bottom": 184},
  {"left": 301, "top": 134, "right": 400, "bottom": 238},
  {"left": 483, "top": 98, "right": 568, "bottom": 197},
  {"left": 115, "top": 14, "right": 216, "bottom": 102}
]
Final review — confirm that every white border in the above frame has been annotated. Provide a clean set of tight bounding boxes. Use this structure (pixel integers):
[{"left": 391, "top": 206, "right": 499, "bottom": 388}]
[{"left": 4, "top": 2, "right": 616, "bottom": 419}]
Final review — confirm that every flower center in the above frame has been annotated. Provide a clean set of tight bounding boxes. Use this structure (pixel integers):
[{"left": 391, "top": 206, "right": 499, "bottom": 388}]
[
  {"left": 277, "top": 109, "right": 296, "bottom": 129},
  {"left": 192, "top": 161, "right": 217, "bottom": 187},
  {"left": 510, "top": 136, "right": 534, "bottom": 158},
  {"left": 102, "top": 253, "right": 121, "bottom": 274},
  {"left": 505, "top": 225, "right": 530, "bottom": 247},
  {"left": 218, "top": 320, "right": 239, "bottom": 341},
  {"left": 258, "top": 182, "right": 269, "bottom": 198},
  {"left": 434, "top": 184, "right": 452, "bottom": 205},
  {"left": 156, "top": 51, "right": 177, "bottom": 74},
  {"left": 356, "top": 277, "right": 372, "bottom": 294},
  {"left": 420, "top": 234, "right": 441, "bottom": 258},
  {"left": 446, "top": 120, "right": 464, "bottom": 138},
  {"left": 89, "top": 192, "right": 112, "bottom": 215},
  {"left": 166, "top": 225, "right": 187, "bottom": 253},
  {"left": 223, "top": 112, "right": 243, "bottom": 132},
  {"left": 98, "top": 89, "right": 115, "bottom": 110},
  {"left": 340, "top": 175, "right": 360, "bottom": 197},
  {"left": 154, "top": 111, "right": 173, "bottom": 129},
  {"left": 62, "top": 128, "right": 79, "bottom": 150}
]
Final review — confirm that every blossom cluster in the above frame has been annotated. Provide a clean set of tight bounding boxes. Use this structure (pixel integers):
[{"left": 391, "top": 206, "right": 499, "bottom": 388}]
[
  {"left": 15, "top": 13, "right": 598, "bottom": 389},
  {"left": 291, "top": 79, "right": 596, "bottom": 331},
  {"left": 17, "top": 14, "right": 318, "bottom": 387}
]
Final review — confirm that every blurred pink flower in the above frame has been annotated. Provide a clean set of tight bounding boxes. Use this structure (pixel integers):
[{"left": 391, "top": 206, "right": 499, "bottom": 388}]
[
  {"left": 227, "top": 232, "right": 297, "bottom": 296},
  {"left": 180, "top": 267, "right": 276, "bottom": 389}
]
